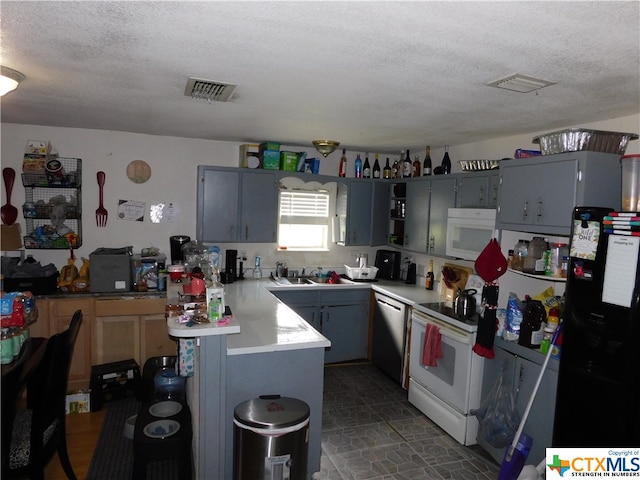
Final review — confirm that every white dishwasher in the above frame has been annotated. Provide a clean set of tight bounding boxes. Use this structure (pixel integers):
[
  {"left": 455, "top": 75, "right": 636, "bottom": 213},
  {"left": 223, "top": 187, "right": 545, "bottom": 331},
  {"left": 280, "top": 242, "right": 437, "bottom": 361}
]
[{"left": 372, "top": 292, "right": 408, "bottom": 385}]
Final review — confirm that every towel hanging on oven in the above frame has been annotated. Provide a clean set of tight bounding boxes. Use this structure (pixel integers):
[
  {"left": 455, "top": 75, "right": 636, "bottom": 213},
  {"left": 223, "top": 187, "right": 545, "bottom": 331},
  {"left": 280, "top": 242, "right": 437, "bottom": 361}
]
[
  {"left": 421, "top": 323, "right": 443, "bottom": 367},
  {"left": 473, "top": 238, "right": 507, "bottom": 359}
]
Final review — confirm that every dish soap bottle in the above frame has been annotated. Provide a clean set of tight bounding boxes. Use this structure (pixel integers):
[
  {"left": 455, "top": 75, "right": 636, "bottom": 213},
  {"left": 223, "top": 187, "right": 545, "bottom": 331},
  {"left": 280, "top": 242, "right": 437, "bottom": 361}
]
[
  {"left": 253, "top": 256, "right": 262, "bottom": 279},
  {"left": 207, "top": 267, "right": 225, "bottom": 322}
]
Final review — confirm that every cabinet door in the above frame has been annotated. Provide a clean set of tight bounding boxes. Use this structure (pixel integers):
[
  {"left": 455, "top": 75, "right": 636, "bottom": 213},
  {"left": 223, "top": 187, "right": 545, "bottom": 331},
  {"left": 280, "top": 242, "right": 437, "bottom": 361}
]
[
  {"left": 50, "top": 298, "right": 93, "bottom": 390},
  {"left": 346, "top": 181, "right": 372, "bottom": 245},
  {"left": 475, "top": 347, "right": 517, "bottom": 463},
  {"left": 290, "top": 305, "right": 320, "bottom": 332},
  {"left": 322, "top": 304, "right": 368, "bottom": 364},
  {"left": 240, "top": 171, "right": 277, "bottom": 242},
  {"left": 371, "top": 181, "right": 390, "bottom": 246},
  {"left": 514, "top": 356, "right": 558, "bottom": 465},
  {"left": 93, "top": 315, "right": 141, "bottom": 366},
  {"left": 456, "top": 174, "right": 490, "bottom": 208},
  {"left": 140, "top": 313, "right": 177, "bottom": 364},
  {"left": 498, "top": 160, "right": 578, "bottom": 231},
  {"left": 428, "top": 177, "right": 457, "bottom": 256},
  {"left": 404, "top": 180, "right": 430, "bottom": 253},
  {"left": 488, "top": 172, "right": 499, "bottom": 208},
  {"left": 198, "top": 167, "right": 240, "bottom": 242},
  {"left": 30, "top": 298, "right": 50, "bottom": 338}
]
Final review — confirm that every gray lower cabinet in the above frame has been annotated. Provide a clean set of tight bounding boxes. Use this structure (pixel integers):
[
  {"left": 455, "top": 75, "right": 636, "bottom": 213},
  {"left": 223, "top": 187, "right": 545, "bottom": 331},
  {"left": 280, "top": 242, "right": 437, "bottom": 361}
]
[
  {"left": 497, "top": 151, "right": 621, "bottom": 235},
  {"left": 197, "top": 166, "right": 278, "bottom": 242},
  {"left": 271, "top": 288, "right": 370, "bottom": 364},
  {"left": 456, "top": 171, "right": 499, "bottom": 208},
  {"left": 477, "top": 338, "right": 559, "bottom": 466}
]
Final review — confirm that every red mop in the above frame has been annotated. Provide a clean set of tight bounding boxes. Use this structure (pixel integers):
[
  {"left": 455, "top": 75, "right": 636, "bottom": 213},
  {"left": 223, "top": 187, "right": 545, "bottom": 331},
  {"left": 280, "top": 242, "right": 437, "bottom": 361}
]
[{"left": 498, "top": 322, "right": 564, "bottom": 480}]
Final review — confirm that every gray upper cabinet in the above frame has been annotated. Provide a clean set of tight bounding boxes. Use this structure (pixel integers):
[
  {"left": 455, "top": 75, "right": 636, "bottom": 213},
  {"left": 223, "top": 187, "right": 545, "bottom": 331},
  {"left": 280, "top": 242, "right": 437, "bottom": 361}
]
[
  {"left": 428, "top": 176, "right": 457, "bottom": 255},
  {"left": 197, "top": 166, "right": 277, "bottom": 243},
  {"left": 497, "top": 152, "right": 622, "bottom": 235},
  {"left": 403, "top": 179, "right": 430, "bottom": 253},
  {"left": 336, "top": 179, "right": 373, "bottom": 246},
  {"left": 240, "top": 170, "right": 278, "bottom": 242},
  {"left": 456, "top": 171, "right": 499, "bottom": 208},
  {"left": 371, "top": 181, "right": 390, "bottom": 246}
]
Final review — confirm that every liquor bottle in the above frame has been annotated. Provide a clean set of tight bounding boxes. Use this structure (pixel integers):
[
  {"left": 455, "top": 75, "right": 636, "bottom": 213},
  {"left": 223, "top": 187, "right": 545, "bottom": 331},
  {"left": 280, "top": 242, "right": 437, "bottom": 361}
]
[
  {"left": 355, "top": 154, "right": 363, "bottom": 178},
  {"left": 363, "top": 153, "right": 371, "bottom": 178},
  {"left": 423, "top": 146, "right": 432, "bottom": 176},
  {"left": 441, "top": 145, "right": 451, "bottom": 174},
  {"left": 392, "top": 158, "right": 400, "bottom": 178},
  {"left": 425, "top": 260, "right": 434, "bottom": 290},
  {"left": 339, "top": 149, "right": 347, "bottom": 177},
  {"left": 383, "top": 158, "right": 392, "bottom": 179},
  {"left": 373, "top": 154, "right": 381, "bottom": 178},
  {"left": 403, "top": 149, "right": 412, "bottom": 177},
  {"left": 412, "top": 155, "right": 421, "bottom": 177}
]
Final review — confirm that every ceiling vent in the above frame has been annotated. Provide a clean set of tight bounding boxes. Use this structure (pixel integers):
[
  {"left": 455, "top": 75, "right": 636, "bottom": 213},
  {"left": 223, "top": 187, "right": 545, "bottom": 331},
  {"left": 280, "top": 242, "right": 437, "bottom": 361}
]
[
  {"left": 487, "top": 74, "right": 556, "bottom": 93},
  {"left": 184, "top": 77, "right": 237, "bottom": 102}
]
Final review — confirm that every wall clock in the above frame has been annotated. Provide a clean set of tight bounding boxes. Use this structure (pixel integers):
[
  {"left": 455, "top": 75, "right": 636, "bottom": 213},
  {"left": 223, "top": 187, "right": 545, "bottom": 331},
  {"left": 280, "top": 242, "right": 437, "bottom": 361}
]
[{"left": 126, "top": 160, "right": 152, "bottom": 184}]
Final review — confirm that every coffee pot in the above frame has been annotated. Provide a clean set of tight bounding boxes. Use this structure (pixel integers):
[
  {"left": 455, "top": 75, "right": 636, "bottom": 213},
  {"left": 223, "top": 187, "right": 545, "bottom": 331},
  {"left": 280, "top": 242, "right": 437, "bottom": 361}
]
[{"left": 455, "top": 288, "right": 477, "bottom": 318}]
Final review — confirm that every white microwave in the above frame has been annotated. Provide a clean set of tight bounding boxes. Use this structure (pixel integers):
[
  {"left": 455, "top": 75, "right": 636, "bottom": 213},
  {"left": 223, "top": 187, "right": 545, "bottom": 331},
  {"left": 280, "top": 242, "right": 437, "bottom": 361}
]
[{"left": 446, "top": 208, "right": 497, "bottom": 260}]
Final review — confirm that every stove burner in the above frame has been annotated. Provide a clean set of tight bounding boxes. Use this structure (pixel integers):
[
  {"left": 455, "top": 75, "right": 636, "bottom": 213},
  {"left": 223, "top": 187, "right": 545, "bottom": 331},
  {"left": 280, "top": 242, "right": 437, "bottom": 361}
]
[{"left": 418, "top": 302, "right": 480, "bottom": 326}]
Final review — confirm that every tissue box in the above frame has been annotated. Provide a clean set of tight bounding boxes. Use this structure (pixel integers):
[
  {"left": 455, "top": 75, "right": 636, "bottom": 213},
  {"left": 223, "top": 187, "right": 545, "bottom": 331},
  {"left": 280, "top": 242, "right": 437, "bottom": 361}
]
[
  {"left": 261, "top": 150, "right": 280, "bottom": 170},
  {"left": 280, "top": 151, "right": 299, "bottom": 171}
]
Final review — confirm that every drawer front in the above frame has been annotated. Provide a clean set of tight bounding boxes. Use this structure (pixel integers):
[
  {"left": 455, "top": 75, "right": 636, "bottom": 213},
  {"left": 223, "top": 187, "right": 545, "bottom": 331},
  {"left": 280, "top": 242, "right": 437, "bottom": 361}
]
[
  {"left": 95, "top": 297, "right": 166, "bottom": 316},
  {"left": 319, "top": 288, "right": 370, "bottom": 305},
  {"left": 271, "top": 290, "right": 318, "bottom": 306},
  {"left": 51, "top": 298, "right": 94, "bottom": 317}
]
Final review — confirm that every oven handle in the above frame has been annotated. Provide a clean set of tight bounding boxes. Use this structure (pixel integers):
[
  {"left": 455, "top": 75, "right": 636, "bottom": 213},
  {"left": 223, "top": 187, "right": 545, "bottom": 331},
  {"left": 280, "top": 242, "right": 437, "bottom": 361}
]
[{"left": 412, "top": 311, "right": 473, "bottom": 345}]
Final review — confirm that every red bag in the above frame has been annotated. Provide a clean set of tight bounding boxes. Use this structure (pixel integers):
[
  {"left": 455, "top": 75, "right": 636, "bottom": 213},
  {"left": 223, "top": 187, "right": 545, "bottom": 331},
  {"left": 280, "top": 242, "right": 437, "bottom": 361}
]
[{"left": 475, "top": 238, "right": 507, "bottom": 283}]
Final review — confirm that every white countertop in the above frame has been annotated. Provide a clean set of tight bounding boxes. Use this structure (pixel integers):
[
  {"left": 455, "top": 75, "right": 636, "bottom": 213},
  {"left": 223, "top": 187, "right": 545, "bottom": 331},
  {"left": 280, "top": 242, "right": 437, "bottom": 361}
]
[{"left": 167, "top": 277, "right": 461, "bottom": 354}]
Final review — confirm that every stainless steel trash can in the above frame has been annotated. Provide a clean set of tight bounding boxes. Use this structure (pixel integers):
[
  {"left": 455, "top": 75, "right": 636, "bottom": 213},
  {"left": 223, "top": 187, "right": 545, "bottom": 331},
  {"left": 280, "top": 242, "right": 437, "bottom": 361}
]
[{"left": 233, "top": 395, "right": 310, "bottom": 480}]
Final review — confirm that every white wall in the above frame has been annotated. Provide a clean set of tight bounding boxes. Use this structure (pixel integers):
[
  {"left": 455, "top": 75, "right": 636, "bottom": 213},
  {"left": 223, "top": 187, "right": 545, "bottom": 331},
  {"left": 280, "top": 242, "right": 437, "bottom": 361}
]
[{"left": 2, "top": 113, "right": 639, "bottom": 275}]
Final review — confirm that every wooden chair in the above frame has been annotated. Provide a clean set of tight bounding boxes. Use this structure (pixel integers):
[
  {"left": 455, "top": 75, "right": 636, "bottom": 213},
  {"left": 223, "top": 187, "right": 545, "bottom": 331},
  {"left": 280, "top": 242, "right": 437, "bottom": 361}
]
[
  {"left": 2, "top": 310, "right": 82, "bottom": 480},
  {"left": 2, "top": 337, "right": 36, "bottom": 473}
]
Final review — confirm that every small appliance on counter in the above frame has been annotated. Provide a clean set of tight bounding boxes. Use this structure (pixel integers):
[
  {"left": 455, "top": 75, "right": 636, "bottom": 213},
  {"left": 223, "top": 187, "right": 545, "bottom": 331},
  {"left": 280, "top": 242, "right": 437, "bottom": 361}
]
[
  {"left": 131, "top": 253, "right": 166, "bottom": 290},
  {"left": 89, "top": 246, "right": 133, "bottom": 292},
  {"left": 374, "top": 249, "right": 401, "bottom": 280},
  {"left": 169, "top": 235, "right": 190, "bottom": 265}
]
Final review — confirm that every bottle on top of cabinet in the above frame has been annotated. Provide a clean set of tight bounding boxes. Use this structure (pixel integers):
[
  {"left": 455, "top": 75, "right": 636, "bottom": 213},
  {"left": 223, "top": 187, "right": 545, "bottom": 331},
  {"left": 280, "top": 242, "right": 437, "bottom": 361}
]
[
  {"left": 441, "top": 145, "right": 451, "bottom": 174},
  {"left": 403, "top": 149, "right": 412, "bottom": 178},
  {"left": 423, "top": 146, "right": 432, "bottom": 176},
  {"left": 373, "top": 154, "right": 381, "bottom": 178},
  {"left": 339, "top": 149, "right": 347, "bottom": 177},
  {"left": 363, "top": 154, "right": 371, "bottom": 178},
  {"left": 355, "top": 154, "right": 363, "bottom": 178},
  {"left": 383, "top": 158, "right": 392, "bottom": 179},
  {"left": 412, "top": 155, "right": 421, "bottom": 177}
]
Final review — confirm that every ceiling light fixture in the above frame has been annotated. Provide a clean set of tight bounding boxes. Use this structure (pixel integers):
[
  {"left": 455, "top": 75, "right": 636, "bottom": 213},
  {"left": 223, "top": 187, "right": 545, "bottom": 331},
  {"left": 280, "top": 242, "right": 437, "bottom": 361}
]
[
  {"left": 312, "top": 140, "right": 340, "bottom": 158},
  {"left": 0, "top": 66, "right": 25, "bottom": 96},
  {"left": 487, "top": 74, "right": 556, "bottom": 93}
]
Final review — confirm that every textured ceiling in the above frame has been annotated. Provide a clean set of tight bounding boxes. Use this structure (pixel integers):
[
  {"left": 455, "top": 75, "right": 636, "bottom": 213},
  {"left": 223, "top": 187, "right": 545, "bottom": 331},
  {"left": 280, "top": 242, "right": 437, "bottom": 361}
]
[{"left": 1, "top": 1, "right": 639, "bottom": 153}]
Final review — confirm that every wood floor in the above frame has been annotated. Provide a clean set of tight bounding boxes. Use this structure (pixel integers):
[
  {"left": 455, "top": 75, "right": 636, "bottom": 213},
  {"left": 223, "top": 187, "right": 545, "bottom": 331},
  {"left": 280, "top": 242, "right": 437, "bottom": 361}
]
[{"left": 44, "top": 409, "right": 106, "bottom": 480}]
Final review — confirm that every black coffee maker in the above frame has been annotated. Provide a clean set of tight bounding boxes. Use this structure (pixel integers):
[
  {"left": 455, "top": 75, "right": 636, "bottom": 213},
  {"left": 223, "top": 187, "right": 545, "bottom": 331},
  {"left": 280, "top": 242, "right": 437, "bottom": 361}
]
[
  {"left": 224, "top": 249, "right": 237, "bottom": 283},
  {"left": 169, "top": 235, "right": 190, "bottom": 264}
]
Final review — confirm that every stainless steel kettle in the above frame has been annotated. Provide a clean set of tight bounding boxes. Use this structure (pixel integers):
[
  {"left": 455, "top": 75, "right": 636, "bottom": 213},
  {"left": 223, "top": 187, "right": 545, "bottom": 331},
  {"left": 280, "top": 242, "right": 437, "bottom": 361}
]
[{"left": 455, "top": 288, "right": 477, "bottom": 318}]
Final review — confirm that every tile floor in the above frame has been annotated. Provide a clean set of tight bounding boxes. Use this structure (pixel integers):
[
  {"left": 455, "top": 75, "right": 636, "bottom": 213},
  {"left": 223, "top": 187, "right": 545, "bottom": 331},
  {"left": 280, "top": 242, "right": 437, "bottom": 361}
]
[{"left": 313, "top": 363, "right": 500, "bottom": 480}]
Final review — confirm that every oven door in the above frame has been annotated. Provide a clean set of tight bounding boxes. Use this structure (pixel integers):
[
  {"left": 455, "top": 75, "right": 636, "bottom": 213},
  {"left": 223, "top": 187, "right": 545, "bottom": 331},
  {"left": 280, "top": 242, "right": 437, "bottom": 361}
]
[{"left": 409, "top": 310, "right": 476, "bottom": 414}]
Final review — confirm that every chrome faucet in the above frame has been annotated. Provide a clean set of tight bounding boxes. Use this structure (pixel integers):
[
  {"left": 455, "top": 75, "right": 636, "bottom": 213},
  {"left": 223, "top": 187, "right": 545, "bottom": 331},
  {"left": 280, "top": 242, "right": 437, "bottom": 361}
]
[{"left": 301, "top": 266, "right": 306, "bottom": 277}]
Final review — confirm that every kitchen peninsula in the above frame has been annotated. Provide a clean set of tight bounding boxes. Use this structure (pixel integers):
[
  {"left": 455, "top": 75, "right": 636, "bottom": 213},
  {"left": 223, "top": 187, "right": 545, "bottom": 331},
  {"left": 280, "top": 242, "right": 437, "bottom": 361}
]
[{"left": 166, "top": 279, "right": 331, "bottom": 480}]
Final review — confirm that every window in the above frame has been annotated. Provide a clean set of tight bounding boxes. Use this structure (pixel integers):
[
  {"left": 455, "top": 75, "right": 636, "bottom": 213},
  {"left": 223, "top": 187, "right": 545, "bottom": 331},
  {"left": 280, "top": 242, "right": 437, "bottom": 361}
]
[{"left": 278, "top": 190, "right": 330, "bottom": 251}]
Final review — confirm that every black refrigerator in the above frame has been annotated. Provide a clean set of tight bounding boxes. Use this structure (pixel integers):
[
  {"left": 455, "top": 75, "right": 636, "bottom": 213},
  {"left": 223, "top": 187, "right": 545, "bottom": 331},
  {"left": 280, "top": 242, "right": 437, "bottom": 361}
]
[{"left": 553, "top": 206, "right": 640, "bottom": 446}]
